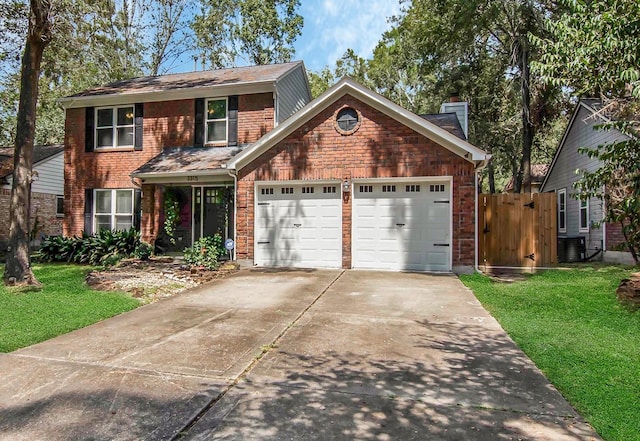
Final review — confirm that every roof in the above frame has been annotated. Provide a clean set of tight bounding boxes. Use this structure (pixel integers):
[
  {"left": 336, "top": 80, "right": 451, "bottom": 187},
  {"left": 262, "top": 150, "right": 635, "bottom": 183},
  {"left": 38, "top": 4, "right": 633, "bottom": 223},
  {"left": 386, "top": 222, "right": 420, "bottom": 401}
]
[
  {"left": 420, "top": 113, "right": 466, "bottom": 140},
  {"left": 228, "top": 77, "right": 490, "bottom": 170},
  {"left": 131, "top": 146, "right": 247, "bottom": 179},
  {"left": 503, "top": 164, "right": 549, "bottom": 192},
  {"left": 60, "top": 62, "right": 306, "bottom": 108},
  {"left": 0, "top": 144, "right": 64, "bottom": 179}
]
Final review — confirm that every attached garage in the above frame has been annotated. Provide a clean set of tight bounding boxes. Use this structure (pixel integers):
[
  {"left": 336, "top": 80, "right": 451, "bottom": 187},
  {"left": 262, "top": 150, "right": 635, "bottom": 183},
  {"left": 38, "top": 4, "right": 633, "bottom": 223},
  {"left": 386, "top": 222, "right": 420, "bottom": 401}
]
[
  {"left": 230, "top": 78, "right": 489, "bottom": 273},
  {"left": 352, "top": 179, "right": 452, "bottom": 272},
  {"left": 254, "top": 182, "right": 342, "bottom": 268}
]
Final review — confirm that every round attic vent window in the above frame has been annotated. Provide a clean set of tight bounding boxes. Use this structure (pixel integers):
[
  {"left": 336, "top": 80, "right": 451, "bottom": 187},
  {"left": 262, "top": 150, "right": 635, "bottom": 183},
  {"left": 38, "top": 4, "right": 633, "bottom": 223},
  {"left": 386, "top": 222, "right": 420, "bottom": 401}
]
[{"left": 335, "top": 107, "right": 360, "bottom": 134}]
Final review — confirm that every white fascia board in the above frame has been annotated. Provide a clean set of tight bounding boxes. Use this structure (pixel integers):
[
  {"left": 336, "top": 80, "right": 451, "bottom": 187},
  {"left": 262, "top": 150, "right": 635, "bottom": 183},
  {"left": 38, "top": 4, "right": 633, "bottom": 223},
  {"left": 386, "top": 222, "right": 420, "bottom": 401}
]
[
  {"left": 59, "top": 81, "right": 276, "bottom": 109},
  {"left": 229, "top": 78, "right": 489, "bottom": 170}
]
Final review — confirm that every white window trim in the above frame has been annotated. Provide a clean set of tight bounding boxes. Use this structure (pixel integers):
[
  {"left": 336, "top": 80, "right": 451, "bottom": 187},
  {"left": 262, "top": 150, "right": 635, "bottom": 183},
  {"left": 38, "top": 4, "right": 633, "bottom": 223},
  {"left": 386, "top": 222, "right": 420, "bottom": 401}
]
[
  {"left": 93, "top": 189, "right": 134, "bottom": 232},
  {"left": 56, "top": 195, "right": 64, "bottom": 217},
  {"left": 95, "top": 105, "right": 135, "bottom": 149},
  {"left": 579, "top": 198, "right": 590, "bottom": 232},
  {"left": 557, "top": 188, "right": 567, "bottom": 233},
  {"left": 205, "top": 97, "right": 228, "bottom": 145}
]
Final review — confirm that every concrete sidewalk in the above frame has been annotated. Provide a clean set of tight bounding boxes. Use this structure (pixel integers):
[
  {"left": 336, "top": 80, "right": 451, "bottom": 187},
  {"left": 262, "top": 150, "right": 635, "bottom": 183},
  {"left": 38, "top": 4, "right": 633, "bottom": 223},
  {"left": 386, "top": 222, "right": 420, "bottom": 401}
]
[{"left": 0, "top": 270, "right": 601, "bottom": 440}]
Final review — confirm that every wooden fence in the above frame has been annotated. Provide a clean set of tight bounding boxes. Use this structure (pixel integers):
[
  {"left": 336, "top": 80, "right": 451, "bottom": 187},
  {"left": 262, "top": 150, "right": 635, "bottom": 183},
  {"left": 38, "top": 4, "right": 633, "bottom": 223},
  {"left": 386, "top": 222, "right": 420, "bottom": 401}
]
[{"left": 478, "top": 193, "right": 557, "bottom": 269}]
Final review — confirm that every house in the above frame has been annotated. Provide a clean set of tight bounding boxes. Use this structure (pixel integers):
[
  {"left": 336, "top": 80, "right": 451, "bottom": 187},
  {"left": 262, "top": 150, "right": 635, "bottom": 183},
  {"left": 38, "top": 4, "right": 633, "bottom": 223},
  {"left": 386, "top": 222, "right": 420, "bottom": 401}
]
[
  {"left": 60, "top": 62, "right": 489, "bottom": 273},
  {"left": 540, "top": 99, "right": 632, "bottom": 264},
  {"left": 503, "top": 164, "right": 549, "bottom": 193},
  {"left": 0, "top": 144, "right": 65, "bottom": 248}
]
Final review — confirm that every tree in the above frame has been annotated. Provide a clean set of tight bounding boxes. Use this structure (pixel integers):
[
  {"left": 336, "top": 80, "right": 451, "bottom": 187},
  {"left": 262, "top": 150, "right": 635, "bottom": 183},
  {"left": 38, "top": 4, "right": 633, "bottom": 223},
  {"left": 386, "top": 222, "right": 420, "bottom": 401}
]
[
  {"left": 393, "top": 0, "right": 558, "bottom": 192},
  {"left": 4, "top": 0, "right": 52, "bottom": 286},
  {"left": 147, "top": 0, "right": 196, "bottom": 75},
  {"left": 534, "top": 0, "right": 640, "bottom": 262},
  {"left": 192, "top": 0, "right": 303, "bottom": 68}
]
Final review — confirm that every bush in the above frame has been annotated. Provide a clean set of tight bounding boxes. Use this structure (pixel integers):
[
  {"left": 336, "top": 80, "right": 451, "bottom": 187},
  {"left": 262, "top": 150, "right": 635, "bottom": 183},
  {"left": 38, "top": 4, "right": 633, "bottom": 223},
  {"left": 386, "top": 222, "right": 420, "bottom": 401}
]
[
  {"left": 36, "top": 228, "right": 143, "bottom": 266},
  {"left": 183, "top": 235, "right": 223, "bottom": 270},
  {"left": 133, "top": 241, "right": 154, "bottom": 260}
]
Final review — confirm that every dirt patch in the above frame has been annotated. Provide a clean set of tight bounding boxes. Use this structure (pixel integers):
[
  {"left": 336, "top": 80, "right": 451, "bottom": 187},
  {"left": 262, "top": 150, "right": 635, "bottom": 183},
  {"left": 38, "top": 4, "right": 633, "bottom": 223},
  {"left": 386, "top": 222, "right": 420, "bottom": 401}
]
[
  {"left": 617, "top": 272, "right": 640, "bottom": 310},
  {"left": 86, "top": 258, "right": 240, "bottom": 304}
]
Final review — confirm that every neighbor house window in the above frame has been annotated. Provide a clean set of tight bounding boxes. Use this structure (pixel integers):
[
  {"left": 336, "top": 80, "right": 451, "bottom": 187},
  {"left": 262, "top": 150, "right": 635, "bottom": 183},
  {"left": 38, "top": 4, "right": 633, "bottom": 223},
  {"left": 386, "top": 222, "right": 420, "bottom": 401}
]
[
  {"left": 94, "top": 189, "right": 134, "bottom": 231},
  {"left": 579, "top": 198, "right": 589, "bottom": 232},
  {"left": 557, "top": 189, "right": 566, "bottom": 233},
  {"left": 206, "top": 98, "right": 227, "bottom": 144},
  {"left": 56, "top": 195, "right": 64, "bottom": 217},
  {"left": 96, "top": 106, "right": 134, "bottom": 148}
]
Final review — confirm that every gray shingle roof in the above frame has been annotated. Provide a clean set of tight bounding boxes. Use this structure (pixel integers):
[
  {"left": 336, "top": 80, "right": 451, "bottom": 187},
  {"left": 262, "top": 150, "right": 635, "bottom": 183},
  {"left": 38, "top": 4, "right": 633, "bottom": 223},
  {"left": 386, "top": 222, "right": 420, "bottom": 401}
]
[
  {"left": 131, "top": 146, "right": 248, "bottom": 176},
  {"left": 420, "top": 113, "right": 466, "bottom": 140},
  {"left": 0, "top": 144, "right": 64, "bottom": 179},
  {"left": 68, "top": 62, "right": 303, "bottom": 98}
]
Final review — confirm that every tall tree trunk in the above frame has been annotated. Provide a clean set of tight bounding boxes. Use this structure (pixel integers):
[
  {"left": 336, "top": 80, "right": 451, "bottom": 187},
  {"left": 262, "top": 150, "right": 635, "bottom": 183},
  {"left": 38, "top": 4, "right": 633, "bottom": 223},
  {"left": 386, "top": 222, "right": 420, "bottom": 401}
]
[
  {"left": 514, "top": 37, "right": 533, "bottom": 194},
  {"left": 4, "top": 0, "right": 52, "bottom": 286},
  {"left": 487, "top": 159, "right": 496, "bottom": 194}
]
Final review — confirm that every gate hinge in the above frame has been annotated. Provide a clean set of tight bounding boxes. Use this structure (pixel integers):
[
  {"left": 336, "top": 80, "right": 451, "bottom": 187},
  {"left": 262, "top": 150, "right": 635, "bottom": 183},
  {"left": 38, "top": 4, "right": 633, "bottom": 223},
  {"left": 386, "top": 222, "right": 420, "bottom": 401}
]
[
  {"left": 525, "top": 253, "right": 535, "bottom": 261},
  {"left": 524, "top": 201, "right": 535, "bottom": 209}
]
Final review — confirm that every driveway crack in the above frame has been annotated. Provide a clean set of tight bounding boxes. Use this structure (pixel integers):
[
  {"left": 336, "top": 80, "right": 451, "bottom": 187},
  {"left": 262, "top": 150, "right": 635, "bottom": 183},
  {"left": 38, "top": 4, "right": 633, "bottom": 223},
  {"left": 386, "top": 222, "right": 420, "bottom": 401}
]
[{"left": 171, "top": 269, "right": 346, "bottom": 440}]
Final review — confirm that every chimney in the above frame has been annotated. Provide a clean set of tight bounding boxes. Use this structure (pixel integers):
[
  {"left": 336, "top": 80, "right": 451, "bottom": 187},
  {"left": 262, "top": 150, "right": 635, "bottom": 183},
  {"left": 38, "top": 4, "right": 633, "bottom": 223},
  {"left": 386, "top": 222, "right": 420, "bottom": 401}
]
[{"left": 440, "top": 95, "right": 468, "bottom": 139}]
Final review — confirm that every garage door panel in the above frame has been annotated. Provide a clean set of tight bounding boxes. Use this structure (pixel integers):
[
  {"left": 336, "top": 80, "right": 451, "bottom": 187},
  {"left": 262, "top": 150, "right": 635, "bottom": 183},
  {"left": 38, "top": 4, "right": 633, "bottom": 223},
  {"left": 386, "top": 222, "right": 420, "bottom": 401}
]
[
  {"left": 255, "top": 183, "right": 342, "bottom": 268},
  {"left": 352, "top": 180, "right": 451, "bottom": 272}
]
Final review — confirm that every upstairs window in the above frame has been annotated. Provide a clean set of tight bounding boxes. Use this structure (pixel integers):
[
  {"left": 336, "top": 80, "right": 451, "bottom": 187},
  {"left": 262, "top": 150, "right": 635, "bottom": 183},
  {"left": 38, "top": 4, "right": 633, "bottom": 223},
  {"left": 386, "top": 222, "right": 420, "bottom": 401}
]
[
  {"left": 96, "top": 106, "right": 134, "bottom": 148},
  {"left": 94, "top": 189, "right": 134, "bottom": 232},
  {"left": 206, "top": 98, "right": 228, "bottom": 144}
]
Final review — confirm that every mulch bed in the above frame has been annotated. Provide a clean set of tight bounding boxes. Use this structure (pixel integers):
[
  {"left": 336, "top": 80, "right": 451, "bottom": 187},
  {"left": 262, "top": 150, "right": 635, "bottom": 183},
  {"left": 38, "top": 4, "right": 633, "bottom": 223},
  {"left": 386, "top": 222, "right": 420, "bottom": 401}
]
[
  {"left": 617, "top": 272, "right": 640, "bottom": 310},
  {"left": 86, "top": 257, "right": 239, "bottom": 304}
]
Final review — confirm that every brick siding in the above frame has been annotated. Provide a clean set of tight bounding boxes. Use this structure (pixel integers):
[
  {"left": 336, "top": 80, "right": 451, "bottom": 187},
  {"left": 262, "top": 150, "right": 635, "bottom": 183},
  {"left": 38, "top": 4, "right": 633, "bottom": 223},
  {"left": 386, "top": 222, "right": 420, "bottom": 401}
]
[
  {"left": 606, "top": 221, "right": 628, "bottom": 250},
  {"left": 236, "top": 95, "right": 476, "bottom": 268},
  {"left": 64, "top": 94, "right": 274, "bottom": 237},
  {"left": 0, "top": 189, "right": 63, "bottom": 248}
]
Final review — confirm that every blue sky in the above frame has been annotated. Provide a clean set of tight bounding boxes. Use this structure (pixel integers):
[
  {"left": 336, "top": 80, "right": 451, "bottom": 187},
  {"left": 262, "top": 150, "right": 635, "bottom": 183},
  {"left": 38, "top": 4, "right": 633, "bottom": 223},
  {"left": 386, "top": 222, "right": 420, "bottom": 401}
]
[{"left": 293, "top": 0, "right": 402, "bottom": 72}]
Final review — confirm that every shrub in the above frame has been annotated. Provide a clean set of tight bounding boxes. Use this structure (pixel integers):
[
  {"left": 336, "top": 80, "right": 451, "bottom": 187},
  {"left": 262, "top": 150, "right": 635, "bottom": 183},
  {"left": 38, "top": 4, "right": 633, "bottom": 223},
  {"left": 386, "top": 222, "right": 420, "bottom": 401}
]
[
  {"left": 183, "top": 235, "right": 223, "bottom": 270},
  {"left": 133, "top": 241, "right": 154, "bottom": 260},
  {"left": 36, "top": 228, "right": 143, "bottom": 266}
]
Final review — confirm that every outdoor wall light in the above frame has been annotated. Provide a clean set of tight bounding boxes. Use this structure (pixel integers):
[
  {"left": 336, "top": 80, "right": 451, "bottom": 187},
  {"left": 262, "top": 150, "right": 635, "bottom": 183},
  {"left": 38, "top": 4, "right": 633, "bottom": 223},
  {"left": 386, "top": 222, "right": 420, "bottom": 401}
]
[{"left": 342, "top": 180, "right": 351, "bottom": 193}]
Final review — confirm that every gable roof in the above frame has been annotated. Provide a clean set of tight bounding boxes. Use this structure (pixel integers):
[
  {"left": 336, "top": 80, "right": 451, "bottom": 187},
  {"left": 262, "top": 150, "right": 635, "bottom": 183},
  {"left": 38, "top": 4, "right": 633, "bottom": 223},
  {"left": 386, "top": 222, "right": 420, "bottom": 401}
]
[
  {"left": 540, "top": 99, "right": 630, "bottom": 191},
  {"left": 228, "top": 77, "right": 489, "bottom": 170},
  {"left": 59, "top": 62, "right": 306, "bottom": 109},
  {"left": 0, "top": 144, "right": 64, "bottom": 180},
  {"left": 503, "top": 164, "right": 549, "bottom": 192}
]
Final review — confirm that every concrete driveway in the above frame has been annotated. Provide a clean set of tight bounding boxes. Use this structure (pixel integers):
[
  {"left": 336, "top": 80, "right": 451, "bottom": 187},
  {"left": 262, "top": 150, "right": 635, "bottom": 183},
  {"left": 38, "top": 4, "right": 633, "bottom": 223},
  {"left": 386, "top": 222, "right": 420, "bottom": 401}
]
[{"left": 0, "top": 270, "right": 600, "bottom": 440}]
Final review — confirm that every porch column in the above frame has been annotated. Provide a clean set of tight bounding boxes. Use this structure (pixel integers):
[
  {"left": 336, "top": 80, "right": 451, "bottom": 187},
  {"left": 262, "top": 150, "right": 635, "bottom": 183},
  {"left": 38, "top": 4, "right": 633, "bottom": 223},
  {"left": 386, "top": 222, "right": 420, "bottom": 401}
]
[{"left": 141, "top": 184, "right": 162, "bottom": 244}]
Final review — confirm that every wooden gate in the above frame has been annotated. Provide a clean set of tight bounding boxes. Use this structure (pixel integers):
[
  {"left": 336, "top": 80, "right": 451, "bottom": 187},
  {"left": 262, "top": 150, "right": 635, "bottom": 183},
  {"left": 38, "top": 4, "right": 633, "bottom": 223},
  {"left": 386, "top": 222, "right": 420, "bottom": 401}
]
[{"left": 478, "top": 193, "right": 557, "bottom": 269}]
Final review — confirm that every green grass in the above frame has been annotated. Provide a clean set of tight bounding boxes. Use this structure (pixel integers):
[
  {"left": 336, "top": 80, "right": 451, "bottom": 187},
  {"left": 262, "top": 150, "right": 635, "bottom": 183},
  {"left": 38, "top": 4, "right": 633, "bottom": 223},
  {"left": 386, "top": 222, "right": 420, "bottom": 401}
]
[
  {"left": 0, "top": 264, "right": 140, "bottom": 352},
  {"left": 460, "top": 265, "right": 640, "bottom": 441}
]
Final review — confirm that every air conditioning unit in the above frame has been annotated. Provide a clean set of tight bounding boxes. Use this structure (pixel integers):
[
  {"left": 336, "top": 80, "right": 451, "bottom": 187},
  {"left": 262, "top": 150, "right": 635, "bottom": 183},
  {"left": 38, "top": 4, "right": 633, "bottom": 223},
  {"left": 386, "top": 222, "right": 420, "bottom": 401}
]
[{"left": 557, "top": 236, "right": 586, "bottom": 263}]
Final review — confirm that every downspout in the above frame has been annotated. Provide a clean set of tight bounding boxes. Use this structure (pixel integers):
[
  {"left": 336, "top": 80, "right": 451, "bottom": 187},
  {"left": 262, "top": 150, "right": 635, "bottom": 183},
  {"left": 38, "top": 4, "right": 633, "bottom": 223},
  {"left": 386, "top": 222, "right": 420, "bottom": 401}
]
[
  {"left": 474, "top": 168, "right": 479, "bottom": 273},
  {"left": 227, "top": 169, "right": 238, "bottom": 261}
]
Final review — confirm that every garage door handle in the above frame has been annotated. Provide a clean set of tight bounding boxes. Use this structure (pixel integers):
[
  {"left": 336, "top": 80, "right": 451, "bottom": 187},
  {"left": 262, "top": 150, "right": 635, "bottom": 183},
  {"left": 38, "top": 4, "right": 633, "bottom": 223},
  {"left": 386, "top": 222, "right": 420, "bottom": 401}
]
[
  {"left": 293, "top": 223, "right": 302, "bottom": 227},
  {"left": 396, "top": 223, "right": 405, "bottom": 227},
  {"left": 434, "top": 243, "right": 450, "bottom": 247},
  {"left": 257, "top": 241, "right": 270, "bottom": 244},
  {"left": 257, "top": 202, "right": 270, "bottom": 206}
]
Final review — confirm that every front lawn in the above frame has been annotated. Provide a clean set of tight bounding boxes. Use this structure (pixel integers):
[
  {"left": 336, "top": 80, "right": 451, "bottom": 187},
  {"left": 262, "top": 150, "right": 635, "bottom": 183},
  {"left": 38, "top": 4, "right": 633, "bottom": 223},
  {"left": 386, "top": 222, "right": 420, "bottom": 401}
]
[
  {"left": 460, "top": 266, "right": 640, "bottom": 441},
  {"left": 0, "top": 264, "right": 140, "bottom": 352}
]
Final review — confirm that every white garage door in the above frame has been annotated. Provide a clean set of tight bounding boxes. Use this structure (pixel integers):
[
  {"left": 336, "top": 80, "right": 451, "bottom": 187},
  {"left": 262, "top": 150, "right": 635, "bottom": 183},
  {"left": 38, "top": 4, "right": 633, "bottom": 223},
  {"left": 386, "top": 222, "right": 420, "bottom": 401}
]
[
  {"left": 255, "top": 182, "right": 342, "bottom": 268},
  {"left": 352, "top": 180, "right": 451, "bottom": 272}
]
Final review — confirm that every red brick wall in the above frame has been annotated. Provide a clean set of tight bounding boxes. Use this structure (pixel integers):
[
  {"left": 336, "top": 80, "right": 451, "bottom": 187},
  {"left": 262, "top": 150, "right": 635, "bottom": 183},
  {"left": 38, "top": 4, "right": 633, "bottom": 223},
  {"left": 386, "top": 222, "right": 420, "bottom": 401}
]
[
  {"left": 64, "top": 94, "right": 274, "bottom": 237},
  {"left": 238, "top": 93, "right": 275, "bottom": 144},
  {"left": 236, "top": 95, "right": 477, "bottom": 268},
  {"left": 0, "top": 189, "right": 63, "bottom": 247},
  {"left": 606, "top": 222, "right": 627, "bottom": 250}
]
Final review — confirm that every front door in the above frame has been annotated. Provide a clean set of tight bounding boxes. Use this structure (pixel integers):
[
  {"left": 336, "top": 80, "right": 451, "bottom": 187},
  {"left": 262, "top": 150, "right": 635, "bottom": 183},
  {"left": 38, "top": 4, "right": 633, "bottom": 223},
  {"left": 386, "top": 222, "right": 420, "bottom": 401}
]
[{"left": 193, "top": 186, "right": 234, "bottom": 243}]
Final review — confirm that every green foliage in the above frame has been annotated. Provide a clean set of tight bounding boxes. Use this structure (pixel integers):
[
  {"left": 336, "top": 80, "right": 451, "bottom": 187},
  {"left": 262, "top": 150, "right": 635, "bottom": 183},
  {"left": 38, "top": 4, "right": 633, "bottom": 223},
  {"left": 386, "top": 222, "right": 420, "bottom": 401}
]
[
  {"left": 0, "top": 264, "right": 139, "bottom": 352},
  {"left": 461, "top": 266, "right": 640, "bottom": 441},
  {"left": 133, "top": 241, "right": 154, "bottom": 260},
  {"left": 192, "top": 0, "right": 302, "bottom": 68},
  {"left": 183, "top": 235, "right": 224, "bottom": 270},
  {"left": 36, "top": 228, "right": 143, "bottom": 266},
  {"left": 533, "top": 0, "right": 640, "bottom": 99},
  {"left": 163, "top": 189, "right": 181, "bottom": 245}
]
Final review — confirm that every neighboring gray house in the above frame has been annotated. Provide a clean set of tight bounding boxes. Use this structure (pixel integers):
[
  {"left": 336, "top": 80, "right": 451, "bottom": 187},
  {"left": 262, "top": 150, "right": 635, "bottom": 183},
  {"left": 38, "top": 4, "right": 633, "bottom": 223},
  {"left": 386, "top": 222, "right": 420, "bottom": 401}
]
[
  {"left": 0, "top": 144, "right": 65, "bottom": 248},
  {"left": 540, "top": 99, "right": 632, "bottom": 263}
]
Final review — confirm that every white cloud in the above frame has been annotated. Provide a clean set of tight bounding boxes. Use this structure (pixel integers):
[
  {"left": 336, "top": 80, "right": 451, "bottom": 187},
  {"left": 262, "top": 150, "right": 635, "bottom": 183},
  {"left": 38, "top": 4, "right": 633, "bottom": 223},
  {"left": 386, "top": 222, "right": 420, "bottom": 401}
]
[{"left": 297, "top": 0, "right": 402, "bottom": 71}]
